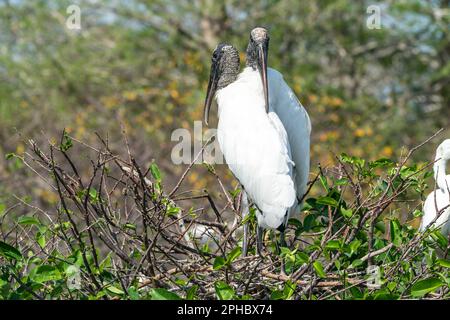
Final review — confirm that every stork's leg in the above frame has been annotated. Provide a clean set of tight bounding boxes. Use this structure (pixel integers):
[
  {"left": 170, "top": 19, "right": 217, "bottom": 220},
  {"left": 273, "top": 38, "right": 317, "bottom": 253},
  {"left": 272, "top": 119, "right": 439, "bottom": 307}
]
[
  {"left": 279, "top": 211, "right": 290, "bottom": 249},
  {"left": 256, "top": 226, "right": 264, "bottom": 256},
  {"left": 280, "top": 229, "right": 288, "bottom": 248},
  {"left": 279, "top": 212, "right": 290, "bottom": 275},
  {"left": 241, "top": 191, "right": 249, "bottom": 257}
]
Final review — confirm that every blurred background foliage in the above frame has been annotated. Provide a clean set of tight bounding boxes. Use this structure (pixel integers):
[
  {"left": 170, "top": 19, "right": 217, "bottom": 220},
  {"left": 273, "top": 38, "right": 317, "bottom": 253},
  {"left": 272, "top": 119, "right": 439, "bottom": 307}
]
[{"left": 0, "top": 0, "right": 449, "bottom": 211}]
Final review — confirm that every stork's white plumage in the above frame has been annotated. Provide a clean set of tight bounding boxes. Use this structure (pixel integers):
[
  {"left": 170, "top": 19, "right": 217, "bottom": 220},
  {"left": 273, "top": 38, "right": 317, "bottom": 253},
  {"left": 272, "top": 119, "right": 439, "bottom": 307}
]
[
  {"left": 203, "top": 44, "right": 296, "bottom": 254},
  {"left": 243, "top": 27, "right": 311, "bottom": 248},
  {"left": 421, "top": 139, "right": 450, "bottom": 236},
  {"left": 216, "top": 67, "right": 296, "bottom": 230},
  {"left": 267, "top": 67, "right": 311, "bottom": 215}
]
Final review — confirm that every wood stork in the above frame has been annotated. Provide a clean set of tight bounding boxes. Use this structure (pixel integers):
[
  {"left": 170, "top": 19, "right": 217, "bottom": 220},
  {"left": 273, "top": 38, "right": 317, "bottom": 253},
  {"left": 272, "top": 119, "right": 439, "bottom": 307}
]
[
  {"left": 421, "top": 139, "right": 450, "bottom": 236},
  {"left": 244, "top": 27, "right": 311, "bottom": 248},
  {"left": 203, "top": 43, "right": 296, "bottom": 255}
]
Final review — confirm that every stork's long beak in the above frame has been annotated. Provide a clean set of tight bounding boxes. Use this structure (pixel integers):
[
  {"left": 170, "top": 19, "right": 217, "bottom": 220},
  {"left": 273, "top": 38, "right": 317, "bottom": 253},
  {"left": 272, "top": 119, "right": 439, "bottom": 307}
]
[
  {"left": 257, "top": 42, "right": 269, "bottom": 113},
  {"left": 203, "top": 62, "right": 220, "bottom": 126}
]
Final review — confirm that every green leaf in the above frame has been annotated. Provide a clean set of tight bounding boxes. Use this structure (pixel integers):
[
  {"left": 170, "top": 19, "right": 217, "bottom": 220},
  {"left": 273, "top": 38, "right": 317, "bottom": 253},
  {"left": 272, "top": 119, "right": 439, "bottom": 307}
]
[
  {"left": 370, "top": 158, "right": 394, "bottom": 168},
  {"left": 123, "top": 223, "right": 136, "bottom": 231},
  {"left": 214, "top": 281, "right": 234, "bottom": 300},
  {"left": 127, "top": 286, "right": 140, "bottom": 300},
  {"left": 213, "top": 256, "right": 226, "bottom": 270},
  {"left": 325, "top": 240, "right": 341, "bottom": 250},
  {"left": 270, "top": 290, "right": 285, "bottom": 300},
  {"left": 431, "top": 231, "right": 448, "bottom": 248},
  {"left": 436, "top": 259, "right": 450, "bottom": 268},
  {"left": 36, "top": 232, "right": 46, "bottom": 248},
  {"left": 150, "top": 162, "right": 161, "bottom": 181},
  {"left": 186, "top": 285, "right": 198, "bottom": 300},
  {"left": 0, "top": 241, "right": 22, "bottom": 261},
  {"left": 319, "top": 175, "right": 328, "bottom": 190},
  {"left": 317, "top": 196, "right": 338, "bottom": 207},
  {"left": 226, "top": 247, "right": 241, "bottom": 264},
  {"left": 375, "top": 221, "right": 386, "bottom": 233},
  {"left": 283, "top": 280, "right": 296, "bottom": 299},
  {"left": 5, "top": 153, "right": 15, "bottom": 160},
  {"left": 33, "top": 265, "right": 62, "bottom": 283},
  {"left": 412, "top": 210, "right": 423, "bottom": 218},
  {"left": 411, "top": 277, "right": 444, "bottom": 297},
  {"left": 340, "top": 207, "right": 353, "bottom": 218},
  {"left": 106, "top": 285, "right": 124, "bottom": 295},
  {"left": 334, "top": 178, "right": 348, "bottom": 186},
  {"left": 390, "top": 219, "right": 402, "bottom": 246},
  {"left": 60, "top": 131, "right": 73, "bottom": 152},
  {"left": 296, "top": 252, "right": 309, "bottom": 264},
  {"left": 349, "top": 239, "right": 361, "bottom": 255},
  {"left": 351, "top": 259, "right": 363, "bottom": 268},
  {"left": 89, "top": 188, "right": 99, "bottom": 202},
  {"left": 373, "top": 292, "right": 399, "bottom": 300},
  {"left": 313, "top": 261, "right": 326, "bottom": 278},
  {"left": 18, "top": 216, "right": 40, "bottom": 225},
  {"left": 166, "top": 205, "right": 180, "bottom": 217},
  {"left": 150, "top": 288, "right": 181, "bottom": 300},
  {"left": 303, "top": 214, "right": 316, "bottom": 231}
]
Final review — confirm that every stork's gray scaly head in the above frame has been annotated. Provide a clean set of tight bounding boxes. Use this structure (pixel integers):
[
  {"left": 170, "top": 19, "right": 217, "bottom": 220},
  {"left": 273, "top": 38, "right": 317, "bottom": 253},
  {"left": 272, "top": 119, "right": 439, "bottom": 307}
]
[
  {"left": 203, "top": 44, "right": 240, "bottom": 126},
  {"left": 246, "top": 27, "right": 270, "bottom": 113}
]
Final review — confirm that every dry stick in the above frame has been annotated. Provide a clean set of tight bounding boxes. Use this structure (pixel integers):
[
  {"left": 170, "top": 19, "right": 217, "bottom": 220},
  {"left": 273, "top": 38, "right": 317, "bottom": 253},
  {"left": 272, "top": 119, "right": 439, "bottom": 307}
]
[
  {"left": 81, "top": 155, "right": 102, "bottom": 275},
  {"left": 138, "top": 266, "right": 213, "bottom": 289},
  {"left": 261, "top": 270, "right": 362, "bottom": 287},
  {"left": 360, "top": 243, "right": 394, "bottom": 262},
  {"left": 50, "top": 144, "right": 139, "bottom": 270},
  {"left": 169, "top": 136, "right": 213, "bottom": 198},
  {"left": 295, "top": 132, "right": 443, "bottom": 296},
  {"left": 131, "top": 157, "right": 157, "bottom": 278},
  {"left": 49, "top": 147, "right": 101, "bottom": 294},
  {"left": 319, "top": 279, "right": 367, "bottom": 300}
]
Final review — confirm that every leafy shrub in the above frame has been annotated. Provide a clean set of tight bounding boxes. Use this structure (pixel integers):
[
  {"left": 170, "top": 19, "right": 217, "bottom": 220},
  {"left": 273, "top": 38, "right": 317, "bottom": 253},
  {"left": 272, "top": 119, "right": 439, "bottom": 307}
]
[{"left": 0, "top": 132, "right": 448, "bottom": 300}]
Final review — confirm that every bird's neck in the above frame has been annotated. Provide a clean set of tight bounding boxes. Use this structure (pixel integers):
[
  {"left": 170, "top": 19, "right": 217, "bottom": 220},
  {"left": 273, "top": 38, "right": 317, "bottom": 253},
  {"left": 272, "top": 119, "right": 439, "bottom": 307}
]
[
  {"left": 434, "top": 152, "right": 448, "bottom": 191},
  {"left": 245, "top": 43, "right": 258, "bottom": 70},
  {"left": 217, "top": 72, "right": 238, "bottom": 90},
  {"left": 217, "top": 50, "right": 240, "bottom": 90}
]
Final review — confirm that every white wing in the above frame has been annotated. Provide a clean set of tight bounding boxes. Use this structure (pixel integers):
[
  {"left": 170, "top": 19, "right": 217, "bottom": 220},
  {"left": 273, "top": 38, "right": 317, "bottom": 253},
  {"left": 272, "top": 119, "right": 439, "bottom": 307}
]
[
  {"left": 422, "top": 186, "right": 450, "bottom": 236},
  {"left": 216, "top": 76, "right": 296, "bottom": 229},
  {"left": 268, "top": 68, "right": 311, "bottom": 203}
]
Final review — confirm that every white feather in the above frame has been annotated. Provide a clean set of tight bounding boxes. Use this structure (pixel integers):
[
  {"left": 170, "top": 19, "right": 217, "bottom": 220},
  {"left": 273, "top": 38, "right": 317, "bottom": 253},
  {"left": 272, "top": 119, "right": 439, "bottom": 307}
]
[
  {"left": 216, "top": 68, "right": 296, "bottom": 229},
  {"left": 267, "top": 68, "right": 311, "bottom": 200},
  {"left": 421, "top": 139, "right": 450, "bottom": 236}
]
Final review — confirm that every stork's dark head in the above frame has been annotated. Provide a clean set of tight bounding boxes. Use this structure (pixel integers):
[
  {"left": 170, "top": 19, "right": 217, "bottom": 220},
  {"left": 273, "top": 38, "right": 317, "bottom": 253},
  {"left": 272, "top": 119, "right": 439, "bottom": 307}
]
[
  {"left": 203, "top": 44, "right": 240, "bottom": 126},
  {"left": 246, "top": 27, "right": 270, "bottom": 113}
]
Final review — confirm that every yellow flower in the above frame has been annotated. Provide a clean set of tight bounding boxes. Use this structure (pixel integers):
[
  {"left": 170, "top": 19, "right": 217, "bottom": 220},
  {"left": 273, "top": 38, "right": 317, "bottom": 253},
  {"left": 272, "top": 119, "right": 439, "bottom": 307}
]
[
  {"left": 16, "top": 144, "right": 25, "bottom": 156},
  {"left": 100, "top": 96, "right": 119, "bottom": 109},
  {"left": 354, "top": 128, "right": 365, "bottom": 138},
  {"left": 170, "top": 90, "right": 180, "bottom": 100},
  {"left": 123, "top": 90, "right": 138, "bottom": 101},
  {"left": 330, "top": 97, "right": 343, "bottom": 107},
  {"left": 382, "top": 146, "right": 393, "bottom": 157},
  {"left": 308, "top": 94, "right": 318, "bottom": 103},
  {"left": 188, "top": 172, "right": 199, "bottom": 184},
  {"left": 329, "top": 113, "right": 339, "bottom": 123}
]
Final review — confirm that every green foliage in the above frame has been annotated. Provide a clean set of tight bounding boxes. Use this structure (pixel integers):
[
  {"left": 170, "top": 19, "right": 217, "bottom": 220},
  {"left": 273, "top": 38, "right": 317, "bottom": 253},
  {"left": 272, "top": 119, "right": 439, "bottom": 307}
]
[{"left": 0, "top": 0, "right": 449, "bottom": 300}]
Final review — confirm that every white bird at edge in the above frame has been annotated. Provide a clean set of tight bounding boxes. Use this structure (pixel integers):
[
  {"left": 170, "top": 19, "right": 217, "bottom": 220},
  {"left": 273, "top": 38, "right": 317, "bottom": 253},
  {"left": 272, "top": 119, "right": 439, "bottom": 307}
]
[
  {"left": 203, "top": 43, "right": 296, "bottom": 255},
  {"left": 241, "top": 27, "right": 311, "bottom": 254},
  {"left": 421, "top": 139, "right": 450, "bottom": 236}
]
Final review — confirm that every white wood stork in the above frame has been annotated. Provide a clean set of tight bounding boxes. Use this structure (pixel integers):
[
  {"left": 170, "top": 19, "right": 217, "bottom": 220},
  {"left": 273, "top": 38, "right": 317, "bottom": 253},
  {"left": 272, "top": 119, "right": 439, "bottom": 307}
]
[
  {"left": 203, "top": 44, "right": 296, "bottom": 255},
  {"left": 421, "top": 139, "right": 450, "bottom": 236},
  {"left": 243, "top": 27, "right": 311, "bottom": 250}
]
